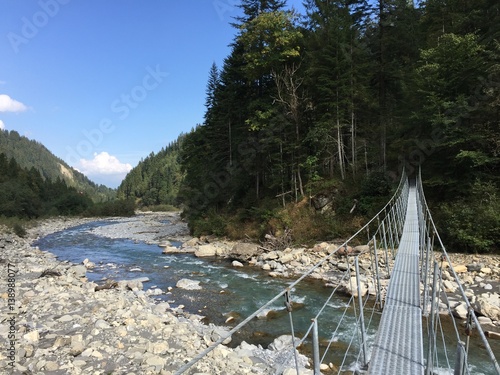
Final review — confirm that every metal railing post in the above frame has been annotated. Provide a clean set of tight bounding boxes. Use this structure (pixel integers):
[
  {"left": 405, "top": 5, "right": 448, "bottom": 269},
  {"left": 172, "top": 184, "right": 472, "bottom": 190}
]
[
  {"left": 381, "top": 221, "right": 390, "bottom": 274},
  {"left": 454, "top": 341, "right": 466, "bottom": 375},
  {"left": 426, "top": 261, "right": 439, "bottom": 375},
  {"left": 312, "top": 319, "right": 321, "bottom": 375},
  {"left": 373, "top": 236, "right": 383, "bottom": 310},
  {"left": 355, "top": 257, "right": 368, "bottom": 367}
]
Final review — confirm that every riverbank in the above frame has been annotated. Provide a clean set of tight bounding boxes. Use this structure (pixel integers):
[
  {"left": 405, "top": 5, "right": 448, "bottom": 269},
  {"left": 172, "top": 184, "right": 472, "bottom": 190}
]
[
  {"left": 1, "top": 213, "right": 498, "bottom": 374},
  {"left": 0, "top": 215, "right": 312, "bottom": 375}
]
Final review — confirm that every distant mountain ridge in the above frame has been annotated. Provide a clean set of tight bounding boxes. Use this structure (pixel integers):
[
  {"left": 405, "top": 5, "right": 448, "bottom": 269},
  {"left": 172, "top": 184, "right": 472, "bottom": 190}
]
[
  {"left": 0, "top": 129, "right": 115, "bottom": 202},
  {"left": 117, "top": 133, "right": 184, "bottom": 207}
]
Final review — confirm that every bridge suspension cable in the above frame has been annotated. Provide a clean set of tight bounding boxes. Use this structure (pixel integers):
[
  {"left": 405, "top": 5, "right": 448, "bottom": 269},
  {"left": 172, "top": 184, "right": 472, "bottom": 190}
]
[
  {"left": 417, "top": 167, "right": 500, "bottom": 375},
  {"left": 175, "top": 168, "right": 499, "bottom": 375}
]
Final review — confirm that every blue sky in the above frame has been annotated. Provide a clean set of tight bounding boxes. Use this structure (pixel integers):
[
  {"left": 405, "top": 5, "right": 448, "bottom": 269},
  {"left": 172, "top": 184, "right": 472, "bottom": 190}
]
[{"left": 0, "top": 0, "right": 304, "bottom": 187}]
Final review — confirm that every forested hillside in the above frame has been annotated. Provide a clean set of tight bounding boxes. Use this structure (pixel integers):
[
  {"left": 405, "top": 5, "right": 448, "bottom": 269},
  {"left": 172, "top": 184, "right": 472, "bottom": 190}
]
[
  {"left": 117, "top": 135, "right": 184, "bottom": 208},
  {"left": 0, "top": 130, "right": 115, "bottom": 202},
  {"left": 0, "top": 153, "right": 134, "bottom": 229},
  {"left": 177, "top": 0, "right": 499, "bottom": 252},
  {"left": 0, "top": 153, "right": 93, "bottom": 219}
]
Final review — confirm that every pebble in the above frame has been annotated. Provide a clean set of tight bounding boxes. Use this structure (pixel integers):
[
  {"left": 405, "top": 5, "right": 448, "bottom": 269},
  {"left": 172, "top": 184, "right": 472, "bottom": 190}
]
[
  {"left": 0, "top": 218, "right": 313, "bottom": 374},
  {"left": 3, "top": 214, "right": 500, "bottom": 374}
]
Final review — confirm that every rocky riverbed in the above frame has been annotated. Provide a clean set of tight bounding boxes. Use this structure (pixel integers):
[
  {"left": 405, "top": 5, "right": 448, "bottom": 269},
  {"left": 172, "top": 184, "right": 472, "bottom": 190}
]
[
  {"left": 1, "top": 212, "right": 499, "bottom": 374},
  {"left": 0, "top": 215, "right": 312, "bottom": 375}
]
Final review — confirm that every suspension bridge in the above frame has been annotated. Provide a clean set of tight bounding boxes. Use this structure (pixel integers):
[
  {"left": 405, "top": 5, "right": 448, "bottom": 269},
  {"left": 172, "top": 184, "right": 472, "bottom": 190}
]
[{"left": 176, "top": 169, "right": 500, "bottom": 375}]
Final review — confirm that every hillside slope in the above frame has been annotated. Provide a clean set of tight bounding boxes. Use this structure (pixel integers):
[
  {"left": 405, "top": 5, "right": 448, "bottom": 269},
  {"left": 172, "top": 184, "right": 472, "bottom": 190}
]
[
  {"left": 0, "top": 130, "right": 115, "bottom": 202},
  {"left": 117, "top": 134, "right": 184, "bottom": 207}
]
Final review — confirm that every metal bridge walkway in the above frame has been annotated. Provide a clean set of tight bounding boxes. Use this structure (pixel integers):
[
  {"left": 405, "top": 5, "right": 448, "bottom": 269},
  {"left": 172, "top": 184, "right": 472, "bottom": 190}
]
[{"left": 368, "top": 184, "right": 425, "bottom": 374}]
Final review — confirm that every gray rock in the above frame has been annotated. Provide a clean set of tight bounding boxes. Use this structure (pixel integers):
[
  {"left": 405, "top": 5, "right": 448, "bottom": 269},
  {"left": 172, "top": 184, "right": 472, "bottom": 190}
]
[
  {"left": 58, "top": 314, "right": 73, "bottom": 322},
  {"left": 279, "top": 253, "right": 294, "bottom": 264},
  {"left": 453, "top": 302, "right": 468, "bottom": 320},
  {"left": 95, "top": 319, "right": 111, "bottom": 329},
  {"left": 162, "top": 246, "right": 179, "bottom": 254},
  {"left": 70, "top": 265, "right": 87, "bottom": 278},
  {"left": 268, "top": 335, "right": 294, "bottom": 351},
  {"left": 70, "top": 335, "right": 85, "bottom": 356},
  {"left": 475, "top": 293, "right": 500, "bottom": 321},
  {"left": 229, "top": 243, "right": 260, "bottom": 262},
  {"left": 195, "top": 244, "right": 217, "bottom": 257},
  {"left": 182, "top": 237, "right": 200, "bottom": 247},
  {"left": 467, "top": 263, "right": 483, "bottom": 272},
  {"left": 176, "top": 278, "right": 202, "bottom": 290}
]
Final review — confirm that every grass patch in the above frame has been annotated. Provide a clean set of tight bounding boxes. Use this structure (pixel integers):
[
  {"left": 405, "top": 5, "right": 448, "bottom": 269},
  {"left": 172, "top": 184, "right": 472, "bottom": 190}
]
[{"left": 0, "top": 216, "right": 32, "bottom": 237}]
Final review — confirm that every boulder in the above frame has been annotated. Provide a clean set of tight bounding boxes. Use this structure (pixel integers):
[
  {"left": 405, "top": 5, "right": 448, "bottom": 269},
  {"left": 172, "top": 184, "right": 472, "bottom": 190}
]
[
  {"left": 336, "top": 246, "right": 354, "bottom": 257},
  {"left": 70, "top": 265, "right": 87, "bottom": 278},
  {"left": 146, "top": 288, "right": 163, "bottom": 296},
  {"left": 453, "top": 264, "right": 468, "bottom": 273},
  {"left": 182, "top": 237, "right": 200, "bottom": 247},
  {"left": 342, "top": 277, "right": 368, "bottom": 297},
  {"left": 118, "top": 278, "right": 148, "bottom": 291},
  {"left": 269, "top": 335, "right": 295, "bottom": 351},
  {"left": 232, "top": 260, "right": 244, "bottom": 267},
  {"left": 95, "top": 319, "right": 111, "bottom": 329},
  {"left": 336, "top": 262, "right": 350, "bottom": 272},
  {"left": 70, "top": 335, "right": 85, "bottom": 356},
  {"left": 82, "top": 258, "right": 95, "bottom": 269},
  {"left": 279, "top": 253, "right": 294, "bottom": 264},
  {"left": 353, "top": 245, "right": 370, "bottom": 253},
  {"left": 443, "top": 280, "right": 457, "bottom": 293},
  {"left": 162, "top": 246, "right": 179, "bottom": 254},
  {"left": 467, "top": 263, "right": 482, "bottom": 272},
  {"left": 23, "top": 330, "right": 39, "bottom": 343},
  {"left": 229, "top": 243, "right": 260, "bottom": 262},
  {"left": 176, "top": 278, "right": 202, "bottom": 290},
  {"left": 480, "top": 267, "right": 492, "bottom": 275},
  {"left": 475, "top": 293, "right": 500, "bottom": 321},
  {"left": 261, "top": 251, "right": 279, "bottom": 261},
  {"left": 453, "top": 302, "right": 468, "bottom": 320},
  {"left": 195, "top": 244, "right": 217, "bottom": 257}
]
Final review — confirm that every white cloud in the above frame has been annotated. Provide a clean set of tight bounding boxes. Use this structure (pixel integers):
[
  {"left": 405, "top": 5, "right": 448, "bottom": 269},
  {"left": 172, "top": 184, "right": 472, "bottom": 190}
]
[
  {"left": 0, "top": 120, "right": 4, "bottom": 130},
  {"left": 79, "top": 152, "right": 132, "bottom": 176},
  {"left": 0, "top": 94, "right": 28, "bottom": 112}
]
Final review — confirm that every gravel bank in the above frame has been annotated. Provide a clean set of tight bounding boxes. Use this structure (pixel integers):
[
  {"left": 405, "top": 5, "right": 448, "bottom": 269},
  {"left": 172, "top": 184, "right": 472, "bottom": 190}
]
[
  {"left": 1, "top": 213, "right": 498, "bottom": 374},
  {"left": 0, "top": 217, "right": 312, "bottom": 375}
]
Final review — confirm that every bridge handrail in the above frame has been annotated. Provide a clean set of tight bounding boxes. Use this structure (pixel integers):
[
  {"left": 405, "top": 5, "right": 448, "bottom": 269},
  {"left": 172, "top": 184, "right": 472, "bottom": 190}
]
[
  {"left": 417, "top": 167, "right": 500, "bottom": 374},
  {"left": 175, "top": 170, "right": 409, "bottom": 374}
]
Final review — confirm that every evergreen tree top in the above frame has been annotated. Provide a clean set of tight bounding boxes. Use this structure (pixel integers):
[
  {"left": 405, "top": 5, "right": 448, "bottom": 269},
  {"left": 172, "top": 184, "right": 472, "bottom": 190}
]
[{"left": 232, "top": 0, "right": 287, "bottom": 26}]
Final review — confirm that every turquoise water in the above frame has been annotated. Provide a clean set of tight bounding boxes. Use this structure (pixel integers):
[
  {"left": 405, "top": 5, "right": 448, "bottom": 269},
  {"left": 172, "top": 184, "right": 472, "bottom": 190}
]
[
  {"left": 34, "top": 221, "right": 374, "bottom": 367},
  {"left": 35, "top": 221, "right": 498, "bottom": 374}
]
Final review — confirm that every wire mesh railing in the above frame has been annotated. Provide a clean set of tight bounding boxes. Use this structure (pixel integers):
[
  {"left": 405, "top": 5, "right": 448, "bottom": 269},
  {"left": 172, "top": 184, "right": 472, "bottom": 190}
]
[
  {"left": 417, "top": 168, "right": 500, "bottom": 375},
  {"left": 175, "top": 167, "right": 499, "bottom": 374},
  {"left": 174, "top": 170, "right": 409, "bottom": 374}
]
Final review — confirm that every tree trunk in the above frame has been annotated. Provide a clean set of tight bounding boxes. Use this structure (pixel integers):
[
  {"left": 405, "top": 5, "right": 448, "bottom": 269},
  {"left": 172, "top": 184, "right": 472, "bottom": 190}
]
[{"left": 337, "top": 119, "right": 346, "bottom": 180}]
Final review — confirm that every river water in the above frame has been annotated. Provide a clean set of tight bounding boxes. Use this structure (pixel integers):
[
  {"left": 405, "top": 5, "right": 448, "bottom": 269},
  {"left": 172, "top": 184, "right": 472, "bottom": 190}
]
[{"left": 34, "top": 220, "right": 498, "bottom": 374}]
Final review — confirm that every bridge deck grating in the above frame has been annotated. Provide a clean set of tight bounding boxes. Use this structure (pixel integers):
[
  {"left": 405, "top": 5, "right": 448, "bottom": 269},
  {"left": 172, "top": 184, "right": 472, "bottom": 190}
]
[{"left": 368, "top": 185, "right": 425, "bottom": 375}]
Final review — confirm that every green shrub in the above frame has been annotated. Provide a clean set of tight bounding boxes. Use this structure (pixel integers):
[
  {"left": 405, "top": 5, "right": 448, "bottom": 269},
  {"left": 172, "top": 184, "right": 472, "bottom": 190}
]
[
  {"left": 437, "top": 180, "right": 500, "bottom": 253},
  {"left": 190, "top": 209, "right": 228, "bottom": 237},
  {"left": 83, "top": 199, "right": 136, "bottom": 217},
  {"left": 0, "top": 216, "right": 29, "bottom": 237},
  {"left": 13, "top": 223, "right": 27, "bottom": 238}
]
